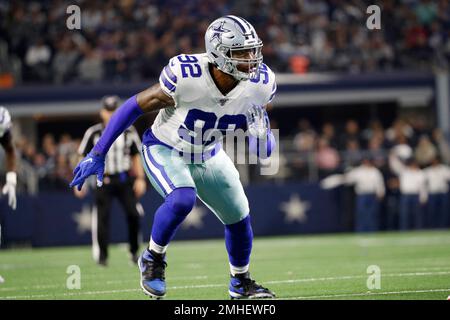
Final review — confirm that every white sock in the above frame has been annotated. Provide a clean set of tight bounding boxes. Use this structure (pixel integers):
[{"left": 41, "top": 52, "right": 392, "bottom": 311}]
[
  {"left": 230, "top": 263, "right": 249, "bottom": 276},
  {"left": 149, "top": 238, "right": 168, "bottom": 254}
]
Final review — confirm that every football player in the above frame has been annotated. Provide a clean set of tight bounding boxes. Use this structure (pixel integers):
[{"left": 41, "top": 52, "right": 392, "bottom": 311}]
[
  {"left": 0, "top": 106, "right": 17, "bottom": 211},
  {"left": 70, "top": 16, "right": 277, "bottom": 299},
  {"left": 0, "top": 106, "right": 16, "bottom": 284}
]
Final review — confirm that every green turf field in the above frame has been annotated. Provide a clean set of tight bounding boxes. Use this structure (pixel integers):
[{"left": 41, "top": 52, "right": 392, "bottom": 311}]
[{"left": 1, "top": 230, "right": 450, "bottom": 300}]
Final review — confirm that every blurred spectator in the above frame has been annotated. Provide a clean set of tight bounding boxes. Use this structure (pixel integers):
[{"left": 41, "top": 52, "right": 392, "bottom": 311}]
[
  {"left": 51, "top": 36, "right": 79, "bottom": 84},
  {"left": 362, "top": 120, "right": 385, "bottom": 145},
  {"left": 42, "top": 133, "right": 57, "bottom": 160},
  {"left": 1, "top": 0, "right": 450, "bottom": 84},
  {"left": 343, "top": 139, "right": 363, "bottom": 169},
  {"left": 385, "top": 173, "right": 401, "bottom": 230},
  {"left": 256, "top": 112, "right": 448, "bottom": 232},
  {"left": 339, "top": 120, "right": 361, "bottom": 150},
  {"left": 54, "top": 153, "right": 73, "bottom": 187},
  {"left": 15, "top": 131, "right": 77, "bottom": 190},
  {"left": 77, "top": 44, "right": 104, "bottom": 82},
  {"left": 24, "top": 38, "right": 51, "bottom": 82},
  {"left": 424, "top": 156, "right": 450, "bottom": 228},
  {"left": 321, "top": 158, "right": 385, "bottom": 232},
  {"left": 292, "top": 119, "right": 316, "bottom": 179},
  {"left": 293, "top": 119, "right": 316, "bottom": 152},
  {"left": 391, "top": 134, "right": 413, "bottom": 161},
  {"left": 408, "top": 115, "right": 429, "bottom": 145},
  {"left": 414, "top": 134, "right": 437, "bottom": 167},
  {"left": 321, "top": 122, "right": 338, "bottom": 148},
  {"left": 389, "top": 154, "right": 428, "bottom": 230},
  {"left": 367, "top": 135, "right": 387, "bottom": 169},
  {"left": 415, "top": 0, "right": 438, "bottom": 26},
  {"left": 315, "top": 137, "right": 340, "bottom": 179},
  {"left": 5, "top": 106, "right": 449, "bottom": 236},
  {"left": 432, "top": 129, "right": 450, "bottom": 164},
  {"left": 386, "top": 119, "right": 414, "bottom": 145},
  {"left": 58, "top": 133, "right": 77, "bottom": 158}
]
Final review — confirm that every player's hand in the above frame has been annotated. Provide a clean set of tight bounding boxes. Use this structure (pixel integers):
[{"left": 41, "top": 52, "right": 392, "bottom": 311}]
[
  {"left": 246, "top": 105, "right": 270, "bottom": 138},
  {"left": 2, "top": 172, "right": 16, "bottom": 210},
  {"left": 133, "top": 177, "right": 147, "bottom": 198},
  {"left": 70, "top": 151, "right": 105, "bottom": 191}
]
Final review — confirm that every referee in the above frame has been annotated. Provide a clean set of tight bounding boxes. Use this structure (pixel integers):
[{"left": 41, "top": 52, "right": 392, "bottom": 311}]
[{"left": 74, "top": 96, "right": 146, "bottom": 266}]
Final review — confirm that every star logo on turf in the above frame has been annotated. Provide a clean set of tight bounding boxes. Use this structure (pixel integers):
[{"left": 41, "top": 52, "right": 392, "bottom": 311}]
[
  {"left": 72, "top": 204, "right": 93, "bottom": 234},
  {"left": 181, "top": 205, "right": 206, "bottom": 229},
  {"left": 210, "top": 21, "right": 231, "bottom": 44},
  {"left": 280, "top": 194, "right": 310, "bottom": 224}
]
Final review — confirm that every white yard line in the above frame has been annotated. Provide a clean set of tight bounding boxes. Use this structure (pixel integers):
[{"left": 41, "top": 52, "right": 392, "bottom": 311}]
[
  {"left": 0, "top": 289, "right": 141, "bottom": 300},
  {"left": 1, "top": 270, "right": 450, "bottom": 299},
  {"left": 282, "top": 288, "right": 450, "bottom": 300},
  {"left": 3, "top": 287, "right": 449, "bottom": 300},
  {"left": 4, "top": 270, "right": 449, "bottom": 292}
]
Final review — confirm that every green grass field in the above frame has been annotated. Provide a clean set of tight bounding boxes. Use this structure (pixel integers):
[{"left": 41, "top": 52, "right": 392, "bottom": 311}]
[{"left": 1, "top": 230, "right": 450, "bottom": 300}]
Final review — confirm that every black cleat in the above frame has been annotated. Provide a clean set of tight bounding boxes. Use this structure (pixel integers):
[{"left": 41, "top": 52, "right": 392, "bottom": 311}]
[
  {"left": 229, "top": 272, "right": 276, "bottom": 299},
  {"left": 138, "top": 249, "right": 167, "bottom": 299}
]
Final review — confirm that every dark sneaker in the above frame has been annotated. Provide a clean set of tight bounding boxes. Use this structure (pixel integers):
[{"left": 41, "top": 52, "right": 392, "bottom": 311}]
[
  {"left": 229, "top": 272, "right": 275, "bottom": 299},
  {"left": 138, "top": 249, "right": 167, "bottom": 299}
]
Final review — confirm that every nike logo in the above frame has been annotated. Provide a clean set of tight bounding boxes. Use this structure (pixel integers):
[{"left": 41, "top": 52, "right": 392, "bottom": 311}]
[{"left": 82, "top": 158, "right": 93, "bottom": 164}]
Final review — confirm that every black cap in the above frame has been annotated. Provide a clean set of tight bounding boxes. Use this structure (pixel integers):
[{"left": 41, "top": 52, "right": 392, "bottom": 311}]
[{"left": 101, "top": 95, "right": 120, "bottom": 111}]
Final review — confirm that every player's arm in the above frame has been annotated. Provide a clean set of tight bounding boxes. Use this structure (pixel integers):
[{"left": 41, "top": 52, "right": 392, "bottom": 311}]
[
  {"left": 136, "top": 83, "right": 175, "bottom": 113},
  {"left": 96, "top": 84, "right": 173, "bottom": 155},
  {"left": 70, "top": 84, "right": 174, "bottom": 190},
  {"left": 0, "top": 131, "right": 16, "bottom": 172}
]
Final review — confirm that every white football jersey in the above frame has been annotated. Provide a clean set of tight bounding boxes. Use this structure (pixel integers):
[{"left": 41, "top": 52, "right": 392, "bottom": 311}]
[
  {"left": 145, "top": 53, "right": 276, "bottom": 156},
  {"left": 0, "top": 106, "right": 12, "bottom": 138}
]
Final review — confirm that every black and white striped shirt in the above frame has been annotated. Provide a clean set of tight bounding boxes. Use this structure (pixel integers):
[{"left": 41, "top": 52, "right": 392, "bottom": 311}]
[{"left": 78, "top": 123, "right": 141, "bottom": 175}]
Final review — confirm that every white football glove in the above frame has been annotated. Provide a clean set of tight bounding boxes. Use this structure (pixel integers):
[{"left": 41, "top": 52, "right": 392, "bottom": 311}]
[
  {"left": 246, "top": 105, "right": 270, "bottom": 138},
  {"left": 2, "top": 172, "right": 17, "bottom": 210}
]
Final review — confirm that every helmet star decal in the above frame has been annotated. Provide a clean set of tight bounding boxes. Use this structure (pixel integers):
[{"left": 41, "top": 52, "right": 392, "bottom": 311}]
[
  {"left": 205, "top": 15, "right": 263, "bottom": 81},
  {"left": 210, "top": 20, "right": 231, "bottom": 44}
]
